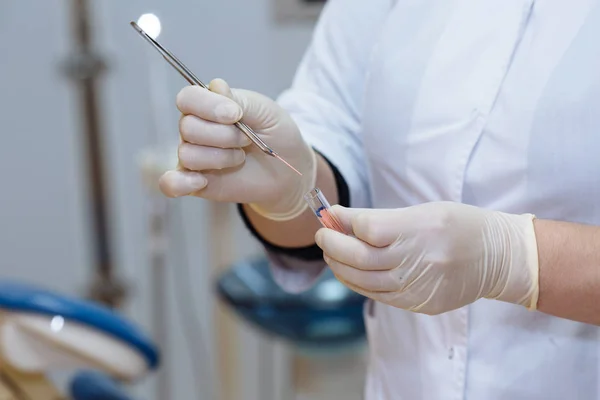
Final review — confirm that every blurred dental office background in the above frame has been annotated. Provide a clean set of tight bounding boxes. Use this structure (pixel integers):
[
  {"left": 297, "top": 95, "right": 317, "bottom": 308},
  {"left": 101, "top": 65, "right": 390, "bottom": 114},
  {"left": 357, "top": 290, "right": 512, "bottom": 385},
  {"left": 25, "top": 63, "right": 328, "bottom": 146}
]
[{"left": 0, "top": 1, "right": 367, "bottom": 399}]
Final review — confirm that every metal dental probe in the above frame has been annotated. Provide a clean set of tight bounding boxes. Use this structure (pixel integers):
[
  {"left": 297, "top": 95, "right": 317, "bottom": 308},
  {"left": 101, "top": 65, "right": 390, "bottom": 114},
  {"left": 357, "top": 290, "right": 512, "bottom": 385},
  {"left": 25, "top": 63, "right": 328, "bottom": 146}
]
[{"left": 130, "top": 21, "right": 302, "bottom": 176}]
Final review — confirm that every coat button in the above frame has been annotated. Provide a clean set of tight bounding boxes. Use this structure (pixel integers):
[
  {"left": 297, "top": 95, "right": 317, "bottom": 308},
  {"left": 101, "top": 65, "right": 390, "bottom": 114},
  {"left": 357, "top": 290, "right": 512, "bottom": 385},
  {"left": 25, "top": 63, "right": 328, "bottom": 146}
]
[{"left": 448, "top": 347, "right": 454, "bottom": 360}]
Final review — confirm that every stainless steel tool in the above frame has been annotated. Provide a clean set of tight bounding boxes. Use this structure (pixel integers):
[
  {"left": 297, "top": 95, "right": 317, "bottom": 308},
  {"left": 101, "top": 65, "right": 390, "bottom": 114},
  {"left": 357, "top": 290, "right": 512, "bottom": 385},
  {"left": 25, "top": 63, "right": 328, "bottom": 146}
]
[{"left": 130, "top": 21, "right": 301, "bottom": 176}]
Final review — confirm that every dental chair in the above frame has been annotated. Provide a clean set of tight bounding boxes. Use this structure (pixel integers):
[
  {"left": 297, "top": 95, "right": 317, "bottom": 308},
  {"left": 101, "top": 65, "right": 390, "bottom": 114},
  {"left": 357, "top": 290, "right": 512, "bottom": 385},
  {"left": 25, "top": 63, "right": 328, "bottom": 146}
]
[
  {"left": 0, "top": 281, "right": 159, "bottom": 400},
  {"left": 216, "top": 257, "right": 366, "bottom": 349}
]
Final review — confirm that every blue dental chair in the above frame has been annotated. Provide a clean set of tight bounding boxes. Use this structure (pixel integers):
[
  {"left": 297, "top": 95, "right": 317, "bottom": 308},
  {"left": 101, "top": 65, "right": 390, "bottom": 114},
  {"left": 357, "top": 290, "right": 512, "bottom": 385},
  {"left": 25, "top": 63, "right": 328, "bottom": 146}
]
[
  {"left": 216, "top": 257, "right": 366, "bottom": 349},
  {"left": 0, "top": 281, "right": 159, "bottom": 400}
]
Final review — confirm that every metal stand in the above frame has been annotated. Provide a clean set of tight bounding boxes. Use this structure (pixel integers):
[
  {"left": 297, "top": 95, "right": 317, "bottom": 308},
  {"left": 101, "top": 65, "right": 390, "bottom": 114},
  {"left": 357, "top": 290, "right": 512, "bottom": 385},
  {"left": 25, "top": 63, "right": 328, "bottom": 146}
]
[
  {"left": 145, "top": 179, "right": 170, "bottom": 400},
  {"left": 62, "top": 0, "right": 127, "bottom": 308},
  {"left": 150, "top": 201, "right": 170, "bottom": 400}
]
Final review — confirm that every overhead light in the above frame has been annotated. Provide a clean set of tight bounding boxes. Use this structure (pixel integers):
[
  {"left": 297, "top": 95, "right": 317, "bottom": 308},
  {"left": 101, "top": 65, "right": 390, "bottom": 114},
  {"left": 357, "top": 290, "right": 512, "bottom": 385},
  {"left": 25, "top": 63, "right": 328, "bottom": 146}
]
[{"left": 137, "top": 13, "right": 161, "bottom": 40}]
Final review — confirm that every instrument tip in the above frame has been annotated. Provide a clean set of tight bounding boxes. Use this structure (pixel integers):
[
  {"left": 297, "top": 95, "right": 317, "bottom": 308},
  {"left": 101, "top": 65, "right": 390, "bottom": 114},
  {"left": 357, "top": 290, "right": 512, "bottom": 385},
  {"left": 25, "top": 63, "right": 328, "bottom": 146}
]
[
  {"left": 273, "top": 153, "right": 302, "bottom": 176},
  {"left": 130, "top": 21, "right": 144, "bottom": 35}
]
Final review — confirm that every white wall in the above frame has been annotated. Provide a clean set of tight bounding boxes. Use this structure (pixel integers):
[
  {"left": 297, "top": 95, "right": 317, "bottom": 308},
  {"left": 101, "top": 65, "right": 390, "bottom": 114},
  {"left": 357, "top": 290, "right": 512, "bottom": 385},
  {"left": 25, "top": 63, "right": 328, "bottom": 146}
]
[{"left": 0, "top": 1, "right": 91, "bottom": 294}]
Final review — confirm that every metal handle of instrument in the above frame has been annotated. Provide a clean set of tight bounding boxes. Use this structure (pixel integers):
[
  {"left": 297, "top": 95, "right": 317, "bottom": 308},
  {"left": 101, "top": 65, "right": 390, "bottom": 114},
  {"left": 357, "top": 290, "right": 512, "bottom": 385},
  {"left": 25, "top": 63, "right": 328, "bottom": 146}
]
[{"left": 131, "top": 21, "right": 273, "bottom": 155}]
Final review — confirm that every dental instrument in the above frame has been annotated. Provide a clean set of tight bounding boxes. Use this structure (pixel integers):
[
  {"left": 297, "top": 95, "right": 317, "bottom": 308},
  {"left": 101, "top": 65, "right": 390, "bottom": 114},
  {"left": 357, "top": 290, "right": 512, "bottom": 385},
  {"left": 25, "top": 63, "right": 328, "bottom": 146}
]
[
  {"left": 130, "top": 21, "right": 302, "bottom": 176},
  {"left": 304, "top": 188, "right": 346, "bottom": 233}
]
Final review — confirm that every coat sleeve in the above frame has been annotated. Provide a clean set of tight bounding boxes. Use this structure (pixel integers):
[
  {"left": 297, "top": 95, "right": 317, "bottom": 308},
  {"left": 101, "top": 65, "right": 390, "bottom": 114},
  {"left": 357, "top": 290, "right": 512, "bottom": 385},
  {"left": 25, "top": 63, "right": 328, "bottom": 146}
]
[{"left": 262, "top": 0, "right": 395, "bottom": 293}]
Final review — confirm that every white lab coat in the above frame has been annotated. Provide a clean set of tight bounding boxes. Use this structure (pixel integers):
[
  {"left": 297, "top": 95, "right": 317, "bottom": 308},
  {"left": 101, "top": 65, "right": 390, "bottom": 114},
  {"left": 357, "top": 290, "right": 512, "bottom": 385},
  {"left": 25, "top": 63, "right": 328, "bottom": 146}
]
[{"left": 268, "top": 0, "right": 600, "bottom": 398}]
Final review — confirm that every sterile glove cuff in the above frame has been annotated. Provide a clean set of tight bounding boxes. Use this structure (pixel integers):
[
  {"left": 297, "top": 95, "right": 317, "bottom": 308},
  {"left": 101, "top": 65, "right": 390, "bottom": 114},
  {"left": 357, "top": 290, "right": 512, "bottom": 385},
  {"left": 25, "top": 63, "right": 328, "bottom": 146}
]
[
  {"left": 248, "top": 199, "right": 309, "bottom": 222},
  {"left": 486, "top": 213, "right": 540, "bottom": 311},
  {"left": 523, "top": 214, "right": 540, "bottom": 310}
]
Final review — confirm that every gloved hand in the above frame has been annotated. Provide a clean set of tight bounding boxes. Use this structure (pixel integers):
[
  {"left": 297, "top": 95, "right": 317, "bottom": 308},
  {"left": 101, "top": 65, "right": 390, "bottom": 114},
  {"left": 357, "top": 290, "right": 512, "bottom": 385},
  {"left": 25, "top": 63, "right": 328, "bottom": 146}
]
[
  {"left": 159, "top": 79, "right": 317, "bottom": 220},
  {"left": 314, "top": 202, "right": 540, "bottom": 315}
]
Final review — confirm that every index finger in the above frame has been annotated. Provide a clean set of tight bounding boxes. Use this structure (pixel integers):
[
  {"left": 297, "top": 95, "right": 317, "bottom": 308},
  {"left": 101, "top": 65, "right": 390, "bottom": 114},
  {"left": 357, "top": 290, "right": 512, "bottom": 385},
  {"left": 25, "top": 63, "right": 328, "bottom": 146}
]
[
  {"left": 315, "top": 228, "right": 398, "bottom": 271},
  {"left": 331, "top": 206, "right": 402, "bottom": 247},
  {"left": 176, "top": 85, "right": 242, "bottom": 124}
]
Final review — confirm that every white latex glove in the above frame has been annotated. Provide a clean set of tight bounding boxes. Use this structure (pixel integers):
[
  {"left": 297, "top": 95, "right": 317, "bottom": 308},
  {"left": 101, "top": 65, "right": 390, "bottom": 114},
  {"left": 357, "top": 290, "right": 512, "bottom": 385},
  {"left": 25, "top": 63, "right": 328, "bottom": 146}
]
[
  {"left": 159, "top": 79, "right": 317, "bottom": 220},
  {"left": 314, "top": 202, "right": 540, "bottom": 315}
]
